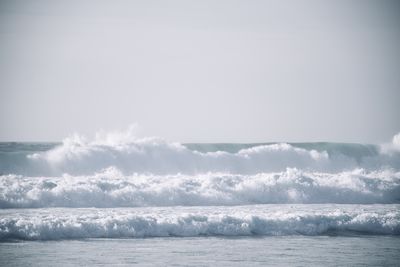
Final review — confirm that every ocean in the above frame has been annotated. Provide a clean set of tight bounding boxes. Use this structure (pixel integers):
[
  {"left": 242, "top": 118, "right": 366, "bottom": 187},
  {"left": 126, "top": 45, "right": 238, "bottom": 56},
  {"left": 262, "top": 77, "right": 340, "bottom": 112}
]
[{"left": 0, "top": 133, "right": 399, "bottom": 266}]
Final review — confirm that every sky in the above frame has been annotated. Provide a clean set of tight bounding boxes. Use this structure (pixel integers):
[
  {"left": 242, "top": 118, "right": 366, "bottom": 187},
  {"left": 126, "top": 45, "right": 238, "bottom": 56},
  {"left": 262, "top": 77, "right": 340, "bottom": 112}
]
[{"left": 0, "top": 0, "right": 399, "bottom": 143}]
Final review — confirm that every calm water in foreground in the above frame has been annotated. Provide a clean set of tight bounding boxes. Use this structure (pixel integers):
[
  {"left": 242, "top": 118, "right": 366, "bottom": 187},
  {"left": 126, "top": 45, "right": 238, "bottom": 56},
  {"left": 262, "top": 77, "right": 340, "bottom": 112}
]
[{"left": 1, "top": 236, "right": 399, "bottom": 266}]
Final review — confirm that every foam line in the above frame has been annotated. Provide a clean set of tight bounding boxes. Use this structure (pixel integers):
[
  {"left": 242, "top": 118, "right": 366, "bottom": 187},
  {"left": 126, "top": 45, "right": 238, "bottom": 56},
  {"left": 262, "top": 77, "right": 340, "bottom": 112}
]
[
  {"left": 1, "top": 204, "right": 398, "bottom": 240},
  {"left": 1, "top": 168, "right": 399, "bottom": 208}
]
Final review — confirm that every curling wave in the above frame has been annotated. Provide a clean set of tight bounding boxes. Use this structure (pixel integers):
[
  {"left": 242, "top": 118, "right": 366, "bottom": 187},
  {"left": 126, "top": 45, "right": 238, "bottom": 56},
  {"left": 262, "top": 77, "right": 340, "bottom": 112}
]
[
  {"left": 1, "top": 168, "right": 399, "bottom": 208},
  {"left": 0, "top": 130, "right": 399, "bottom": 176},
  {"left": 0, "top": 205, "right": 398, "bottom": 240}
]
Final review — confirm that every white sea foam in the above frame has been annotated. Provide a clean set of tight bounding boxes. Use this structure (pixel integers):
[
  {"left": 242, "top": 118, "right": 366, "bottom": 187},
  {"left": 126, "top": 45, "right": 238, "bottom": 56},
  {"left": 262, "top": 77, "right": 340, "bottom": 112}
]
[
  {"left": 0, "top": 129, "right": 399, "bottom": 176},
  {"left": 0, "top": 135, "right": 389, "bottom": 176},
  {"left": 0, "top": 205, "right": 398, "bottom": 240},
  {"left": 1, "top": 129, "right": 399, "bottom": 240},
  {"left": 1, "top": 168, "right": 399, "bottom": 208},
  {"left": 25, "top": 138, "right": 335, "bottom": 175}
]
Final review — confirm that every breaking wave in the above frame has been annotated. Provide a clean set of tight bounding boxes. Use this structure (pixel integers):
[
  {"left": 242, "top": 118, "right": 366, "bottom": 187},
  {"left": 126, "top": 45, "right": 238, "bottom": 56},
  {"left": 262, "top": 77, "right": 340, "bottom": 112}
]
[
  {"left": 1, "top": 168, "right": 399, "bottom": 208},
  {"left": 1, "top": 129, "right": 400, "bottom": 240},
  {"left": 0, "top": 205, "right": 398, "bottom": 240},
  {"left": 0, "top": 129, "right": 399, "bottom": 176}
]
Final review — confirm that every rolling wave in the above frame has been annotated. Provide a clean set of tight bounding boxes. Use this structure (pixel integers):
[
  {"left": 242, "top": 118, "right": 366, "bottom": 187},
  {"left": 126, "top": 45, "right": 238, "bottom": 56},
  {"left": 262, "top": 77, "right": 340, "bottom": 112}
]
[
  {"left": 0, "top": 131, "right": 399, "bottom": 176},
  {"left": 1, "top": 130, "right": 399, "bottom": 240},
  {"left": 0, "top": 205, "right": 398, "bottom": 240},
  {"left": 1, "top": 168, "right": 399, "bottom": 208}
]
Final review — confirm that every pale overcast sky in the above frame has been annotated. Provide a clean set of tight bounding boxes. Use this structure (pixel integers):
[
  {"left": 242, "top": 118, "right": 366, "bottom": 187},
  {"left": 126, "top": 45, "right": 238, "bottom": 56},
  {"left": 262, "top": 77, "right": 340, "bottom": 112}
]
[{"left": 0, "top": 0, "right": 399, "bottom": 143}]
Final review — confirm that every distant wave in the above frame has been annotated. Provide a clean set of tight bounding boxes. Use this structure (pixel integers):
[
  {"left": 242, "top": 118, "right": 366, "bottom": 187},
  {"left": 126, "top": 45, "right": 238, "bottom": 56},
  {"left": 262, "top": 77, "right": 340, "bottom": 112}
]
[
  {"left": 0, "top": 205, "right": 398, "bottom": 240},
  {"left": 1, "top": 168, "right": 399, "bottom": 208},
  {"left": 0, "top": 131, "right": 399, "bottom": 176}
]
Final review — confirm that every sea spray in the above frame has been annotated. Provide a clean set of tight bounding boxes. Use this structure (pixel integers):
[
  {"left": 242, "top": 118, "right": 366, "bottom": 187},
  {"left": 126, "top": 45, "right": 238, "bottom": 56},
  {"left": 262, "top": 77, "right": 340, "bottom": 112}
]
[
  {"left": 1, "top": 128, "right": 399, "bottom": 240},
  {"left": 0, "top": 205, "right": 398, "bottom": 240}
]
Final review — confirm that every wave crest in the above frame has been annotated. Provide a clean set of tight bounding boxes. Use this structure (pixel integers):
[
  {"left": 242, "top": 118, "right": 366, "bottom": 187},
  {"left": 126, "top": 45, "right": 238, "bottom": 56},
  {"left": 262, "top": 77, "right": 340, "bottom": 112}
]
[
  {"left": 1, "top": 168, "right": 399, "bottom": 208},
  {"left": 1, "top": 205, "right": 398, "bottom": 240},
  {"left": 1, "top": 129, "right": 399, "bottom": 176}
]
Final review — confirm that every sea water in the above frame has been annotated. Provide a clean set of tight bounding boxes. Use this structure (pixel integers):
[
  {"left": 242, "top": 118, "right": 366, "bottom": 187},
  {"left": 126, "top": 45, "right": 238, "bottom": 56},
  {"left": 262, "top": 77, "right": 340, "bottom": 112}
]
[
  {"left": 1, "top": 236, "right": 400, "bottom": 266},
  {"left": 1, "top": 131, "right": 399, "bottom": 265}
]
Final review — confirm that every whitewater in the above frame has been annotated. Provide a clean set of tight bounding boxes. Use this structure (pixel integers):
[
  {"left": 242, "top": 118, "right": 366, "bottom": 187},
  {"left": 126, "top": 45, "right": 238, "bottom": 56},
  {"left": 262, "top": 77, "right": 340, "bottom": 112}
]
[{"left": 0, "top": 129, "right": 400, "bottom": 242}]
